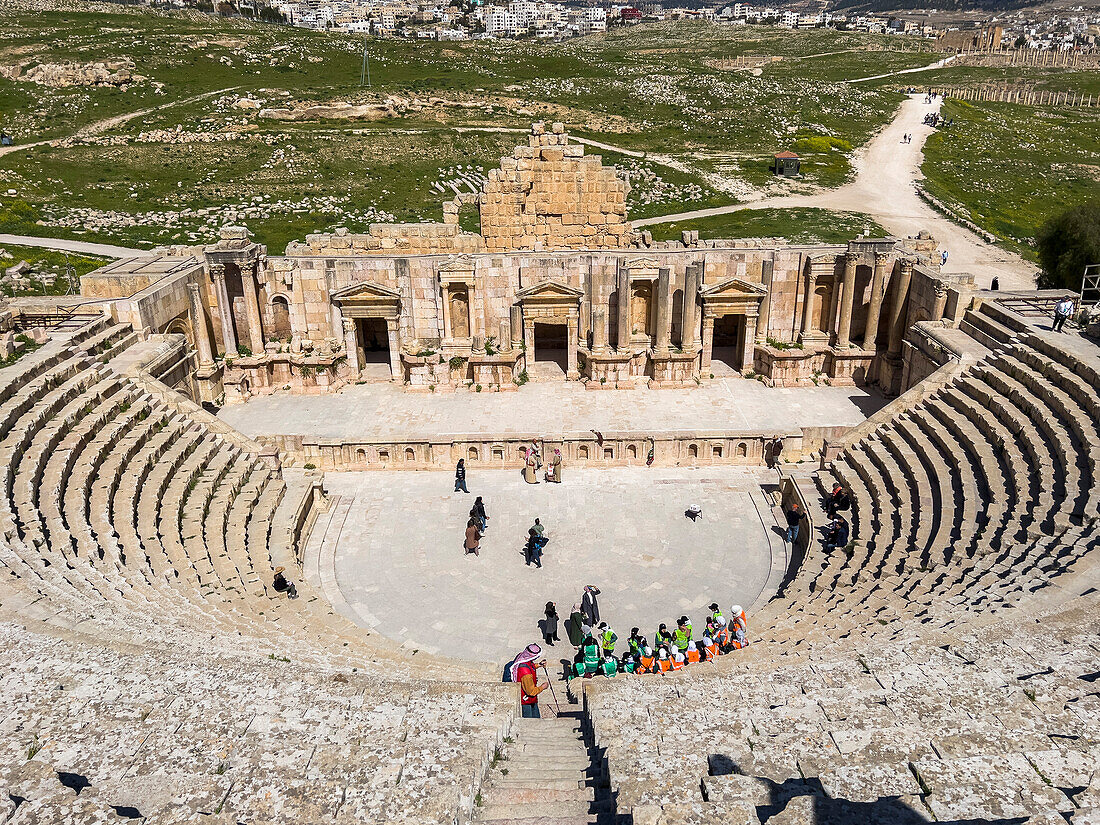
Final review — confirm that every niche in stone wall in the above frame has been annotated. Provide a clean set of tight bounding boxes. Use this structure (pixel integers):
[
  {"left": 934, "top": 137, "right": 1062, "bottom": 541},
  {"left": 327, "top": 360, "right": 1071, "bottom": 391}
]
[
  {"left": 379, "top": 449, "right": 390, "bottom": 463},
  {"left": 713, "top": 445, "right": 723, "bottom": 458},
  {"left": 405, "top": 447, "right": 415, "bottom": 462},
  {"left": 579, "top": 445, "right": 589, "bottom": 460},
  {"left": 627, "top": 444, "right": 637, "bottom": 459},
  {"left": 468, "top": 447, "right": 479, "bottom": 461},
  {"left": 736, "top": 442, "right": 747, "bottom": 458},
  {"left": 603, "top": 447, "right": 614, "bottom": 460},
  {"left": 269, "top": 295, "right": 292, "bottom": 341},
  {"left": 688, "top": 443, "right": 698, "bottom": 458},
  {"left": 631, "top": 282, "right": 653, "bottom": 337},
  {"left": 449, "top": 286, "right": 471, "bottom": 339},
  {"left": 357, "top": 449, "right": 367, "bottom": 463},
  {"left": 493, "top": 447, "right": 504, "bottom": 461}
]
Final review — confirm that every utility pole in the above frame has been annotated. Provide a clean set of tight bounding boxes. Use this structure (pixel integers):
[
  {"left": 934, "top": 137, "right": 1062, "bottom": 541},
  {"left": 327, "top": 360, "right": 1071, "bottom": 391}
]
[{"left": 360, "top": 41, "right": 371, "bottom": 87}]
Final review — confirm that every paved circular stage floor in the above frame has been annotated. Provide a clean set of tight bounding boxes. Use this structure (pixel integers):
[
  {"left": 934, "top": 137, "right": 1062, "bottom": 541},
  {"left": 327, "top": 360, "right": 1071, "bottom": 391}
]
[{"left": 306, "top": 466, "right": 785, "bottom": 664}]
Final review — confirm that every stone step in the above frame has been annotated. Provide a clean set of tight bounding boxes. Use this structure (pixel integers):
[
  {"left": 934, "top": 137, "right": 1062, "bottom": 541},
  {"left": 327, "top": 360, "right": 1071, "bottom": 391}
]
[
  {"left": 481, "top": 787, "right": 594, "bottom": 806},
  {"left": 473, "top": 816, "right": 597, "bottom": 825},
  {"left": 475, "top": 799, "right": 594, "bottom": 821},
  {"left": 502, "top": 754, "right": 591, "bottom": 771},
  {"left": 489, "top": 777, "right": 585, "bottom": 791}
]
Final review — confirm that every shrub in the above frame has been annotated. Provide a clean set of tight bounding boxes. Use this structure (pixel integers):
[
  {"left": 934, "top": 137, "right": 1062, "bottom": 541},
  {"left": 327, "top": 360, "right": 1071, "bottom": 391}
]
[{"left": 1036, "top": 201, "right": 1100, "bottom": 291}]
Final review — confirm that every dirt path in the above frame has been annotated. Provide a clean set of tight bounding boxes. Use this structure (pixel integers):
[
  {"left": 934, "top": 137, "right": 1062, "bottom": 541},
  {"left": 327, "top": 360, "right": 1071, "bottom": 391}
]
[
  {"left": 634, "top": 94, "right": 1035, "bottom": 290},
  {"left": 0, "top": 87, "right": 238, "bottom": 159},
  {"left": 0, "top": 234, "right": 143, "bottom": 258}
]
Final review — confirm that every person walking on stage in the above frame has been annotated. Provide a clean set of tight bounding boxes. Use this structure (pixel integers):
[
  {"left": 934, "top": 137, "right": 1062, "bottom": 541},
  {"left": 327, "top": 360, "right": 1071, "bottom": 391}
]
[
  {"left": 454, "top": 459, "right": 468, "bottom": 493},
  {"left": 464, "top": 518, "right": 482, "bottom": 557}
]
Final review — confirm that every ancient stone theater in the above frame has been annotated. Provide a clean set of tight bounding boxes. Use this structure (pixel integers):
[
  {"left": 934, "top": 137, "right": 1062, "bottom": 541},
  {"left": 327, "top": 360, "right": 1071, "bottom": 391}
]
[{"left": 0, "top": 120, "right": 1098, "bottom": 825}]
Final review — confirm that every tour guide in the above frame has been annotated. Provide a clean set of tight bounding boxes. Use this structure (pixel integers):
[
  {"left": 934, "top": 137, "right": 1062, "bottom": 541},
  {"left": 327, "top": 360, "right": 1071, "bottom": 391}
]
[{"left": 511, "top": 644, "right": 549, "bottom": 718}]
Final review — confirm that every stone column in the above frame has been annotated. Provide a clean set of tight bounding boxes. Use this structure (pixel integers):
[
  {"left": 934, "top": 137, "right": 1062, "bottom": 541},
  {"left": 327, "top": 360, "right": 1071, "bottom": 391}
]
[
  {"left": 616, "top": 266, "right": 631, "bottom": 351},
  {"left": 385, "top": 318, "right": 401, "bottom": 380},
  {"left": 701, "top": 313, "right": 715, "bottom": 371},
  {"left": 887, "top": 259, "right": 915, "bottom": 358},
  {"left": 932, "top": 279, "right": 950, "bottom": 322},
  {"left": 343, "top": 317, "right": 360, "bottom": 380},
  {"left": 187, "top": 282, "right": 215, "bottom": 369},
  {"left": 510, "top": 305, "right": 524, "bottom": 351},
  {"left": 592, "top": 306, "right": 608, "bottom": 353},
  {"left": 210, "top": 264, "right": 237, "bottom": 356},
  {"left": 524, "top": 320, "right": 535, "bottom": 361},
  {"left": 654, "top": 267, "right": 672, "bottom": 353},
  {"left": 682, "top": 264, "right": 699, "bottom": 350},
  {"left": 798, "top": 269, "right": 819, "bottom": 345},
  {"left": 756, "top": 258, "right": 773, "bottom": 344},
  {"left": 239, "top": 264, "right": 264, "bottom": 354},
  {"left": 742, "top": 313, "right": 758, "bottom": 372},
  {"left": 566, "top": 319, "right": 579, "bottom": 379},
  {"left": 499, "top": 316, "right": 512, "bottom": 353},
  {"left": 835, "top": 252, "right": 859, "bottom": 349},
  {"left": 440, "top": 283, "right": 453, "bottom": 340},
  {"left": 862, "top": 252, "right": 890, "bottom": 351}
]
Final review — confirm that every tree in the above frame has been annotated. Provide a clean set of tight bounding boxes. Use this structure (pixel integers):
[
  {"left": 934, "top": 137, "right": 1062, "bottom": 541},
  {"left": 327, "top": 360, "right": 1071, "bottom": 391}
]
[{"left": 1036, "top": 202, "right": 1100, "bottom": 291}]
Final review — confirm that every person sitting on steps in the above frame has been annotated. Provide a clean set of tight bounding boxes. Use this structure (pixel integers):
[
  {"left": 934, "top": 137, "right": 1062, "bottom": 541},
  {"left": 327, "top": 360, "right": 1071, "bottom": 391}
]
[{"left": 272, "top": 566, "right": 298, "bottom": 599}]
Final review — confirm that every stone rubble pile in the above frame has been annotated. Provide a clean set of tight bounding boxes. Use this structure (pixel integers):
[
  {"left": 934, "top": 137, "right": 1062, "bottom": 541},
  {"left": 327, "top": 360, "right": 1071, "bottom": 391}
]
[{"left": 0, "top": 59, "right": 146, "bottom": 89}]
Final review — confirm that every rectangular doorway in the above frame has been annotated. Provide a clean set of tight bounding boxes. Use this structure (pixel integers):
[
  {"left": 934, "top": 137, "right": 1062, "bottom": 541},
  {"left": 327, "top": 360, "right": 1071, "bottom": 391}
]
[{"left": 355, "top": 317, "right": 391, "bottom": 379}]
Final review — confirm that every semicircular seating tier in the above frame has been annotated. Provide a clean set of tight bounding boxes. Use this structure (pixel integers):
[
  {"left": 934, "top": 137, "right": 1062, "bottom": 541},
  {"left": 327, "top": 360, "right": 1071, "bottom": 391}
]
[
  {"left": 585, "top": 299, "right": 1100, "bottom": 823},
  {"left": 0, "top": 317, "right": 511, "bottom": 825}
]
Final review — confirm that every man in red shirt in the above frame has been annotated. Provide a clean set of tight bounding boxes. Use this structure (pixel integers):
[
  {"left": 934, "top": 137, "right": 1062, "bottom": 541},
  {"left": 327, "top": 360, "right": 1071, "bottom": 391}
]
[{"left": 509, "top": 644, "right": 549, "bottom": 718}]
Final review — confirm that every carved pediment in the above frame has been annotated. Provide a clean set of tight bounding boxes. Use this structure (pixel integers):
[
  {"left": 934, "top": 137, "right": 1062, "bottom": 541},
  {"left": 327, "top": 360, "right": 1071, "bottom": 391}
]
[
  {"left": 619, "top": 256, "right": 661, "bottom": 275},
  {"left": 435, "top": 254, "right": 475, "bottom": 283},
  {"left": 330, "top": 280, "right": 401, "bottom": 304},
  {"left": 699, "top": 277, "right": 768, "bottom": 300},
  {"left": 515, "top": 279, "right": 584, "bottom": 303}
]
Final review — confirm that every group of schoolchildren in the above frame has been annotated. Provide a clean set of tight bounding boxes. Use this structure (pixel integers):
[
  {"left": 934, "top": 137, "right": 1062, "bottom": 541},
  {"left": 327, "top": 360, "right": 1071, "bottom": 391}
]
[{"left": 567, "top": 603, "right": 748, "bottom": 680}]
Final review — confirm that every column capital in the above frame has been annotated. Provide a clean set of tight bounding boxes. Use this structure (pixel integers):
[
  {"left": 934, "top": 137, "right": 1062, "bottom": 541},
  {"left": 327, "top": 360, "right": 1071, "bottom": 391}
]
[
  {"left": 844, "top": 251, "right": 861, "bottom": 266},
  {"left": 187, "top": 281, "right": 202, "bottom": 297},
  {"left": 874, "top": 250, "right": 892, "bottom": 264},
  {"left": 899, "top": 258, "right": 915, "bottom": 275},
  {"left": 934, "top": 279, "right": 950, "bottom": 298},
  {"left": 342, "top": 316, "right": 356, "bottom": 333},
  {"left": 209, "top": 263, "right": 226, "bottom": 280}
]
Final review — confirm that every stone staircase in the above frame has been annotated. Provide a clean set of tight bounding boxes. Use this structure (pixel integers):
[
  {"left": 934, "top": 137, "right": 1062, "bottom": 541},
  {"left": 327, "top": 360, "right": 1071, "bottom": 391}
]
[{"left": 475, "top": 711, "right": 615, "bottom": 825}]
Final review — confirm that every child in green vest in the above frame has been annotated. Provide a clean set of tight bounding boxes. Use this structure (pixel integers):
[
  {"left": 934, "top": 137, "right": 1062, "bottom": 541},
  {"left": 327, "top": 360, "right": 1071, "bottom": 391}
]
[
  {"left": 600, "top": 656, "right": 618, "bottom": 678},
  {"left": 582, "top": 636, "right": 601, "bottom": 676}
]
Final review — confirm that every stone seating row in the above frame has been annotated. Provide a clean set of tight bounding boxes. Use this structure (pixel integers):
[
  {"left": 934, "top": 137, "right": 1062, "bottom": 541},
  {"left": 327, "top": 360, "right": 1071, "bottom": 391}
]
[
  {"left": 0, "top": 322, "right": 479, "bottom": 676},
  {"left": 764, "top": 331, "right": 1099, "bottom": 644},
  {"left": 0, "top": 620, "right": 513, "bottom": 825},
  {"left": 586, "top": 596, "right": 1100, "bottom": 824}
]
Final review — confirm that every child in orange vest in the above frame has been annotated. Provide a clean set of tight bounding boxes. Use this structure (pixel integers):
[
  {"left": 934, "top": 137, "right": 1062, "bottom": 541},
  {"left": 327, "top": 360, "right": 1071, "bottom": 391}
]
[
  {"left": 702, "top": 635, "right": 719, "bottom": 660},
  {"left": 670, "top": 650, "right": 686, "bottom": 671},
  {"left": 685, "top": 641, "right": 701, "bottom": 664},
  {"left": 656, "top": 649, "right": 672, "bottom": 673},
  {"left": 639, "top": 647, "right": 656, "bottom": 674}
]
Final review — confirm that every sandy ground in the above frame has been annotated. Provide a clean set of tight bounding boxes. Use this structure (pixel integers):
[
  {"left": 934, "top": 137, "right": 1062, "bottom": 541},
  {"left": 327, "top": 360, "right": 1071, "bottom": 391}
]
[{"left": 635, "top": 94, "right": 1036, "bottom": 291}]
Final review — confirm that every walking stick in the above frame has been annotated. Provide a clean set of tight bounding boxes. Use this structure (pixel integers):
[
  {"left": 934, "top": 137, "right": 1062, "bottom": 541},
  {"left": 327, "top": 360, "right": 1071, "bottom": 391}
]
[{"left": 540, "top": 662, "right": 562, "bottom": 717}]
